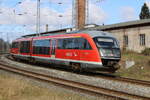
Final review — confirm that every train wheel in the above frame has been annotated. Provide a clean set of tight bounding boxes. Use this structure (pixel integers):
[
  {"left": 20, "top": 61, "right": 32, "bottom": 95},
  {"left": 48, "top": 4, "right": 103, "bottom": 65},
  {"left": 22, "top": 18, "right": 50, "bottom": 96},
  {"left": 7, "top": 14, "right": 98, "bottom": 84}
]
[
  {"left": 111, "top": 64, "right": 120, "bottom": 73},
  {"left": 71, "top": 63, "right": 82, "bottom": 72},
  {"left": 114, "top": 64, "right": 121, "bottom": 69},
  {"left": 29, "top": 58, "right": 36, "bottom": 64},
  {"left": 109, "top": 69, "right": 117, "bottom": 73},
  {"left": 15, "top": 58, "right": 20, "bottom": 62}
]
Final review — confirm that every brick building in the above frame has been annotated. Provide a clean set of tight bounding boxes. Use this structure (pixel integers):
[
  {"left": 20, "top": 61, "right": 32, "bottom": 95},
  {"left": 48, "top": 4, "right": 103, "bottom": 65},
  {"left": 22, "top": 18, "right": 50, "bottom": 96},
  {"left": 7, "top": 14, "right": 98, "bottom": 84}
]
[{"left": 94, "top": 19, "right": 150, "bottom": 52}]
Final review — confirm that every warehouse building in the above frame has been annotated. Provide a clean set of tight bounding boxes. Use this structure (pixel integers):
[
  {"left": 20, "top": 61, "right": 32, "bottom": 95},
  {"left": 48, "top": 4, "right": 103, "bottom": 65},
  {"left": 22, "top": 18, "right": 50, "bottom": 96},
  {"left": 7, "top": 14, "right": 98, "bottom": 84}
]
[{"left": 94, "top": 19, "right": 150, "bottom": 52}]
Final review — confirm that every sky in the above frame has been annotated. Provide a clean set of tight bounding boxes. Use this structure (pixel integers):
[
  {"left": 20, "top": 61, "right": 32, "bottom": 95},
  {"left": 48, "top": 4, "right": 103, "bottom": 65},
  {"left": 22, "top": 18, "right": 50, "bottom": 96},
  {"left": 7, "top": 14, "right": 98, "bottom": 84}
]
[{"left": 0, "top": 0, "right": 150, "bottom": 42}]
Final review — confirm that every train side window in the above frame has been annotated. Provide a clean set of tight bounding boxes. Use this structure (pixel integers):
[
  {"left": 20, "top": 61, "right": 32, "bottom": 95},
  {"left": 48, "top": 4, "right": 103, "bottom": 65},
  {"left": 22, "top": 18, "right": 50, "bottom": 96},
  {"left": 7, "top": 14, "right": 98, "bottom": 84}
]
[
  {"left": 12, "top": 42, "right": 19, "bottom": 48},
  {"left": 57, "top": 39, "right": 64, "bottom": 49},
  {"left": 33, "top": 39, "right": 50, "bottom": 55},
  {"left": 65, "top": 38, "right": 74, "bottom": 49},
  {"left": 20, "top": 41, "right": 30, "bottom": 53},
  {"left": 57, "top": 38, "right": 68, "bottom": 49},
  {"left": 78, "top": 38, "right": 92, "bottom": 50},
  {"left": 57, "top": 38, "right": 91, "bottom": 50},
  {"left": 58, "top": 38, "right": 72, "bottom": 49},
  {"left": 63, "top": 38, "right": 79, "bottom": 49},
  {"left": 72, "top": 38, "right": 80, "bottom": 49}
]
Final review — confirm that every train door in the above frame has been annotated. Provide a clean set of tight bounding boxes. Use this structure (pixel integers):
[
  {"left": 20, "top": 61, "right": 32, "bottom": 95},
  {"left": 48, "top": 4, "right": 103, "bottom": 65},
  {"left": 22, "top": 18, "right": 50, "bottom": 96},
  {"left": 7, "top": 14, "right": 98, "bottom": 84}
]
[
  {"left": 30, "top": 39, "right": 33, "bottom": 56},
  {"left": 51, "top": 39, "right": 56, "bottom": 58}
]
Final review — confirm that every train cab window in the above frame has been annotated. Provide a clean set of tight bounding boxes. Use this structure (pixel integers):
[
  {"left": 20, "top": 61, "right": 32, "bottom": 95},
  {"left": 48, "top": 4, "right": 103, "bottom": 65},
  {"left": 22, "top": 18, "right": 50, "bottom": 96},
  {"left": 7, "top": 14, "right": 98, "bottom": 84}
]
[
  {"left": 93, "top": 37, "right": 119, "bottom": 48},
  {"left": 12, "top": 42, "right": 19, "bottom": 48},
  {"left": 57, "top": 38, "right": 92, "bottom": 50},
  {"left": 33, "top": 39, "right": 50, "bottom": 55},
  {"left": 20, "top": 41, "right": 30, "bottom": 53}
]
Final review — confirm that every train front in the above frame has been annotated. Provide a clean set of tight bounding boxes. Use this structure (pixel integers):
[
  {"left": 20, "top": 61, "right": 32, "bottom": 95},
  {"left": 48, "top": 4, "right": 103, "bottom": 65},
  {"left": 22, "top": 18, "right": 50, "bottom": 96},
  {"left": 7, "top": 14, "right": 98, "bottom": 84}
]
[{"left": 93, "top": 35, "right": 121, "bottom": 72}]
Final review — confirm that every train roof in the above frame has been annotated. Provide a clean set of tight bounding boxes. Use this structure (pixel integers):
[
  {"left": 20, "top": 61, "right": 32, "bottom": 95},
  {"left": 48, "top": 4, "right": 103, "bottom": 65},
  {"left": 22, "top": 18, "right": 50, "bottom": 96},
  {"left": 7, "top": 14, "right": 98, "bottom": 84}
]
[
  {"left": 13, "top": 29, "right": 115, "bottom": 42},
  {"left": 22, "top": 29, "right": 115, "bottom": 38},
  {"left": 79, "top": 30, "right": 115, "bottom": 38}
]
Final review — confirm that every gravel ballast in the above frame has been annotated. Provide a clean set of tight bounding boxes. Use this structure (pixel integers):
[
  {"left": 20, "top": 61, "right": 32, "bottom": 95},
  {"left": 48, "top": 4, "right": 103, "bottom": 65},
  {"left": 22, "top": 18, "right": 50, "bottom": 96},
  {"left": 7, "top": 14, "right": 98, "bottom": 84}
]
[{"left": 1, "top": 56, "right": 150, "bottom": 98}]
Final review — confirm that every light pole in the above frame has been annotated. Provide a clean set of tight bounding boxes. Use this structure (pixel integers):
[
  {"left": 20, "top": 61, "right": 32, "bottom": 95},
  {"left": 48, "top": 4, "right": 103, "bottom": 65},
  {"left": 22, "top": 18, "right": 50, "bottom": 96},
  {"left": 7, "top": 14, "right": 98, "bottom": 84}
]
[
  {"left": 36, "top": 0, "right": 40, "bottom": 36},
  {"left": 58, "top": 2, "right": 63, "bottom": 29},
  {"left": 58, "top": 15, "right": 63, "bottom": 29}
]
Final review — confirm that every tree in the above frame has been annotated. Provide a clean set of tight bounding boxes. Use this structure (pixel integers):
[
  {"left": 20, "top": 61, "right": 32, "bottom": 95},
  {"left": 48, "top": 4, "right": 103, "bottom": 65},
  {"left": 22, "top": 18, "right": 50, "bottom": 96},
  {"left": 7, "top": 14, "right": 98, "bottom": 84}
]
[{"left": 139, "top": 3, "right": 150, "bottom": 19}]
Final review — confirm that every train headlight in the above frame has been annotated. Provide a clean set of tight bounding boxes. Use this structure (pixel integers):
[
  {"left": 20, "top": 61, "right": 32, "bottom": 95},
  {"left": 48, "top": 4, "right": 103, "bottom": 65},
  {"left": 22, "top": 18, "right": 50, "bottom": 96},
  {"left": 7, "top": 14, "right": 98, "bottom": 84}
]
[
  {"left": 99, "top": 48, "right": 104, "bottom": 56},
  {"left": 100, "top": 48, "right": 113, "bottom": 57},
  {"left": 113, "top": 49, "right": 121, "bottom": 57}
]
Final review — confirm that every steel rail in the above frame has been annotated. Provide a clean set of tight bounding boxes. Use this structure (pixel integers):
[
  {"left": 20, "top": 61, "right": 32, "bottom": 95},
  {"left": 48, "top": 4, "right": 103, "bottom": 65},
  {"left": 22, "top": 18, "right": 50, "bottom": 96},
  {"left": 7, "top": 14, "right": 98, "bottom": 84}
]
[
  {"left": 93, "top": 74, "right": 150, "bottom": 87},
  {"left": 0, "top": 62, "right": 149, "bottom": 100},
  {"left": 0, "top": 53, "right": 9, "bottom": 56},
  {"left": 116, "top": 76, "right": 150, "bottom": 86}
]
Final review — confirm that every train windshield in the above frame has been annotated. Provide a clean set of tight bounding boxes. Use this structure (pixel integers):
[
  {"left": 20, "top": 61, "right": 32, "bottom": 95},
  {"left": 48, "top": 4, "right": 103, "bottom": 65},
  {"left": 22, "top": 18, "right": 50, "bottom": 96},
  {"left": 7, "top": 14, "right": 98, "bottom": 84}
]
[
  {"left": 93, "top": 37, "right": 121, "bottom": 58},
  {"left": 94, "top": 37, "right": 119, "bottom": 48}
]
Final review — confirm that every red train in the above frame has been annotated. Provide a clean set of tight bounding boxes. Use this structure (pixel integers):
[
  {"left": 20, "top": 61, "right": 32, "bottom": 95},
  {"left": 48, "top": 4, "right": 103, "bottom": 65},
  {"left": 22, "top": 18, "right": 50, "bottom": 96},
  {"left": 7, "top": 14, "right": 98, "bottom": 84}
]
[{"left": 10, "top": 30, "right": 121, "bottom": 73}]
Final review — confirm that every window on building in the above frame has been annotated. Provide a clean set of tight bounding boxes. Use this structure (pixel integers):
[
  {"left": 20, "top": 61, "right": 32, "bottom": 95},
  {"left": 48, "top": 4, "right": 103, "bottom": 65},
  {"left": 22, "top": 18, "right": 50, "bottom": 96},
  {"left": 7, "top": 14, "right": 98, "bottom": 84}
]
[
  {"left": 20, "top": 41, "right": 30, "bottom": 53},
  {"left": 57, "top": 37, "right": 92, "bottom": 50},
  {"left": 123, "top": 35, "right": 128, "bottom": 46},
  {"left": 139, "top": 34, "right": 145, "bottom": 46},
  {"left": 33, "top": 39, "right": 50, "bottom": 55},
  {"left": 12, "top": 42, "right": 19, "bottom": 48}
]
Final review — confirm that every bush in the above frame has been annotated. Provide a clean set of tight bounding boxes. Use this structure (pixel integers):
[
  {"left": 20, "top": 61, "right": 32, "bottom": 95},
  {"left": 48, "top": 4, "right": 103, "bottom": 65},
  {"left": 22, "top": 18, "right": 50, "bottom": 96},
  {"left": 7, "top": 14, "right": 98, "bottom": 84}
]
[{"left": 141, "top": 48, "right": 150, "bottom": 56}]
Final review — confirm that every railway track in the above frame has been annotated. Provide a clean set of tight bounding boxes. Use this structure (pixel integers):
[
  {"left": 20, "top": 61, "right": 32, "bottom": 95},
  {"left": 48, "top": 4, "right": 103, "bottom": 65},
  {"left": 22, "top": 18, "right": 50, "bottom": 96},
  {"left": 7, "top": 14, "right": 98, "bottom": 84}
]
[
  {"left": 91, "top": 73, "right": 150, "bottom": 87},
  {"left": 5, "top": 55, "right": 150, "bottom": 87},
  {"left": 0, "top": 52, "right": 9, "bottom": 55},
  {"left": 0, "top": 61, "right": 150, "bottom": 100}
]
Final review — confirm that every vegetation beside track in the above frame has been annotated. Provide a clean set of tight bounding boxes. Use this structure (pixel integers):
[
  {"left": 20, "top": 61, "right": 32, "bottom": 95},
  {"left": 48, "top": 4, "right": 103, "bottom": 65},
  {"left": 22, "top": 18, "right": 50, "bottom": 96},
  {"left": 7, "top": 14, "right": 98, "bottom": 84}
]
[
  {"left": 116, "top": 50, "right": 150, "bottom": 81},
  {"left": 0, "top": 72, "right": 93, "bottom": 100}
]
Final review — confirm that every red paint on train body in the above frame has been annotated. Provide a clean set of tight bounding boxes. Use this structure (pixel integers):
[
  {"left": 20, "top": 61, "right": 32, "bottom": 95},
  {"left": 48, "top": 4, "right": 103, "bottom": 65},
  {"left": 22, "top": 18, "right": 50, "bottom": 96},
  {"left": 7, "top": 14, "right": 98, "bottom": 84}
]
[{"left": 10, "top": 30, "right": 121, "bottom": 73}]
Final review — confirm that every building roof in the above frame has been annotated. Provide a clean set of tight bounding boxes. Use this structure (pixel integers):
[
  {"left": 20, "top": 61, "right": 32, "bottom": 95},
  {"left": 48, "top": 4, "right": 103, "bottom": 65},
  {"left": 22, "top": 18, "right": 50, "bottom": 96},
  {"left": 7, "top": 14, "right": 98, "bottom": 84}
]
[
  {"left": 93, "top": 19, "right": 150, "bottom": 31},
  {"left": 22, "top": 19, "right": 150, "bottom": 38},
  {"left": 22, "top": 28, "right": 67, "bottom": 38}
]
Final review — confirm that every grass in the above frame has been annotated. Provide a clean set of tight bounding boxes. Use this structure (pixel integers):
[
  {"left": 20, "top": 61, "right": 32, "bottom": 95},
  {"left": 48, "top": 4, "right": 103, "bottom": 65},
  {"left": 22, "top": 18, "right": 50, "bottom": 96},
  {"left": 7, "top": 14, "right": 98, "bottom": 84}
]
[
  {"left": 0, "top": 73, "right": 94, "bottom": 100},
  {"left": 116, "top": 50, "right": 150, "bottom": 81}
]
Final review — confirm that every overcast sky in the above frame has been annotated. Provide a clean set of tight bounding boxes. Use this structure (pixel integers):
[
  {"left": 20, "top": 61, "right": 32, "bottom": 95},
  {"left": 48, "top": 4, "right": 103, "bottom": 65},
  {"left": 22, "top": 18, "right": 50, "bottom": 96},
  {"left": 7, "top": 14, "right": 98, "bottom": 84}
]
[{"left": 0, "top": 0, "right": 150, "bottom": 42}]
